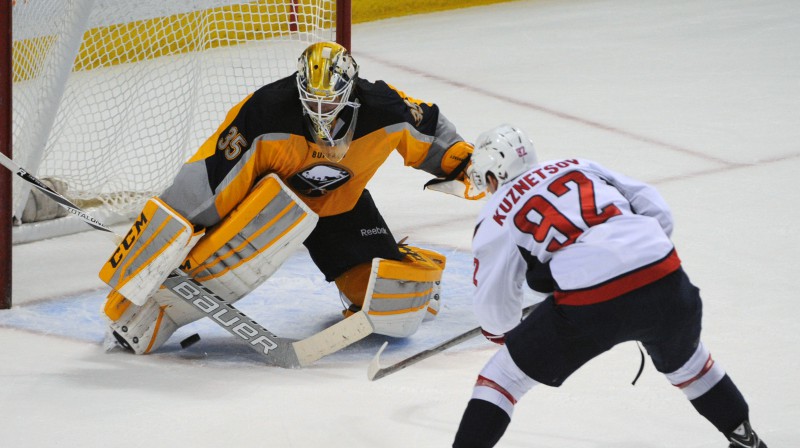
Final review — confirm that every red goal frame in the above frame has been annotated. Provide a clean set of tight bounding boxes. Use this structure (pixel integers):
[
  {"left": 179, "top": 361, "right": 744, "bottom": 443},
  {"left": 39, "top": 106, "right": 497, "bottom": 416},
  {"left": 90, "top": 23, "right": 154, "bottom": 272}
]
[{"left": 1, "top": 0, "right": 12, "bottom": 309}]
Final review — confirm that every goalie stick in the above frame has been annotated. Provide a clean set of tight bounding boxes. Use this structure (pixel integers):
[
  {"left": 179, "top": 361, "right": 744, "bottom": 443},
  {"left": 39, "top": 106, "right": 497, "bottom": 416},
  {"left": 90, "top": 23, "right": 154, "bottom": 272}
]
[
  {"left": 1, "top": 152, "right": 373, "bottom": 367},
  {"left": 367, "top": 302, "right": 540, "bottom": 381},
  {"left": 0, "top": 153, "right": 115, "bottom": 235}
]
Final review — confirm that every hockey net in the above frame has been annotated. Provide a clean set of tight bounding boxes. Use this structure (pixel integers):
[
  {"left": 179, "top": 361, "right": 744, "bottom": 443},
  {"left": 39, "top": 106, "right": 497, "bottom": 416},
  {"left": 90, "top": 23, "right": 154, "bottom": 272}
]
[{"left": 9, "top": 0, "right": 347, "bottom": 242}]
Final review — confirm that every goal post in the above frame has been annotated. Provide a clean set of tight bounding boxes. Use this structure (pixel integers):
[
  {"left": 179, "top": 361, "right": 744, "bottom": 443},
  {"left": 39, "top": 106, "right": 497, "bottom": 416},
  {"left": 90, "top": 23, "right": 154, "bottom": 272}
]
[
  {"left": 1, "top": 0, "right": 350, "bottom": 308},
  {"left": 1, "top": 0, "right": 12, "bottom": 309}
]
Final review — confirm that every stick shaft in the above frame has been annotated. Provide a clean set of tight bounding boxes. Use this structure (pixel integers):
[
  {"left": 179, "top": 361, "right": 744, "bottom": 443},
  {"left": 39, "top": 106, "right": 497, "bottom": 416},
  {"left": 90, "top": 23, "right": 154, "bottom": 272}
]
[
  {"left": 369, "top": 303, "right": 540, "bottom": 381},
  {"left": 371, "top": 327, "right": 481, "bottom": 380},
  {"left": 0, "top": 152, "right": 114, "bottom": 233}
]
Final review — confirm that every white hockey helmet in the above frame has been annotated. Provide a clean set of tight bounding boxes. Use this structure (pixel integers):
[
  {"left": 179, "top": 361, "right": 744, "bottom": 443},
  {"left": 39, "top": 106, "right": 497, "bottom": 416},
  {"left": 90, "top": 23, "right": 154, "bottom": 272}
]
[
  {"left": 469, "top": 124, "right": 538, "bottom": 192},
  {"left": 296, "top": 41, "right": 360, "bottom": 161}
]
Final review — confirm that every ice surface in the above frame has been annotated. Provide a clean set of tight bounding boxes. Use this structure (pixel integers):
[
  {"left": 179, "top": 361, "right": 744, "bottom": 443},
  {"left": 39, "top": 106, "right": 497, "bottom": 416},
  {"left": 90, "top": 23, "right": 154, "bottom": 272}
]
[{"left": 3, "top": 1, "right": 798, "bottom": 446}]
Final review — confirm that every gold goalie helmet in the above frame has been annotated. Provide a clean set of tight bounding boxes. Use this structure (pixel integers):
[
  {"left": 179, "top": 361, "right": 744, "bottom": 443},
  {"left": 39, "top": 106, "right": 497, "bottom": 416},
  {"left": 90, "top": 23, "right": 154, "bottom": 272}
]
[{"left": 296, "top": 41, "right": 360, "bottom": 162}]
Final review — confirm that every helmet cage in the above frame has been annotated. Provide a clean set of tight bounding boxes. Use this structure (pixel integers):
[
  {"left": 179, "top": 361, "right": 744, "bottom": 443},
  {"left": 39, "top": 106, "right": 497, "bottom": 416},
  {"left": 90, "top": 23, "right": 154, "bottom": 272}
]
[
  {"left": 296, "top": 43, "right": 359, "bottom": 148},
  {"left": 306, "top": 99, "right": 360, "bottom": 163}
]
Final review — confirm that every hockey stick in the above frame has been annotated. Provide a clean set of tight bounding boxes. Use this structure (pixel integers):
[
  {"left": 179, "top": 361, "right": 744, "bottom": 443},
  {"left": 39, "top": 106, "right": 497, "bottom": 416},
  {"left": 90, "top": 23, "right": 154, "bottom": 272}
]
[
  {"left": 0, "top": 153, "right": 117, "bottom": 236},
  {"left": 1, "top": 152, "right": 373, "bottom": 367},
  {"left": 367, "top": 302, "right": 540, "bottom": 381}
]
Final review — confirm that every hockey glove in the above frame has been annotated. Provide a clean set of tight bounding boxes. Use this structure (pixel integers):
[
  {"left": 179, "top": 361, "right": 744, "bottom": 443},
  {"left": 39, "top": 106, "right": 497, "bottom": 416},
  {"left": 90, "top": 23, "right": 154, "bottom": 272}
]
[
  {"left": 481, "top": 329, "right": 506, "bottom": 345},
  {"left": 424, "top": 150, "right": 485, "bottom": 200},
  {"left": 424, "top": 177, "right": 485, "bottom": 200}
]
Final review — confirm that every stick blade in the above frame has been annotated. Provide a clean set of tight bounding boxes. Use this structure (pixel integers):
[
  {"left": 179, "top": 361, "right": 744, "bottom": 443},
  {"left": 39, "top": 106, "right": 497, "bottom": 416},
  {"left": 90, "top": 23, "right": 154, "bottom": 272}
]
[{"left": 367, "top": 341, "right": 389, "bottom": 381}]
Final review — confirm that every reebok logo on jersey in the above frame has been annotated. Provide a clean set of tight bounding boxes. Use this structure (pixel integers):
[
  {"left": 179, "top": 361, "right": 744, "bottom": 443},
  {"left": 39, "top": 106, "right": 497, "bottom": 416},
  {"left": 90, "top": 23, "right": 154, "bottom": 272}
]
[
  {"left": 289, "top": 164, "right": 352, "bottom": 197},
  {"left": 360, "top": 227, "right": 388, "bottom": 237}
]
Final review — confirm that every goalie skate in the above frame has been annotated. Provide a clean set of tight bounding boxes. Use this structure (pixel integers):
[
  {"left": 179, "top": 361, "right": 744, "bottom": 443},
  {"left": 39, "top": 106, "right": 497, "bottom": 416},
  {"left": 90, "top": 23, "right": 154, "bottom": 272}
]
[{"left": 104, "top": 289, "right": 179, "bottom": 355}]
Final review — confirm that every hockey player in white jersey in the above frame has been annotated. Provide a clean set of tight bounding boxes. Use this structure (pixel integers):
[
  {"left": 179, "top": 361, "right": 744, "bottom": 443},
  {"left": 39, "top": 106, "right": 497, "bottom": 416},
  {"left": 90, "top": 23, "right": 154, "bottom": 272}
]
[{"left": 452, "top": 125, "right": 767, "bottom": 448}]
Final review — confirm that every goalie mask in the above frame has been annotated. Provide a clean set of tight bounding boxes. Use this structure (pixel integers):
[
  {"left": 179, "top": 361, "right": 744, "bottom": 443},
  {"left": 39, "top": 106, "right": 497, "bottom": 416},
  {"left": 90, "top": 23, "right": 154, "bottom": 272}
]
[
  {"left": 297, "top": 41, "right": 360, "bottom": 162},
  {"left": 468, "top": 124, "right": 538, "bottom": 192}
]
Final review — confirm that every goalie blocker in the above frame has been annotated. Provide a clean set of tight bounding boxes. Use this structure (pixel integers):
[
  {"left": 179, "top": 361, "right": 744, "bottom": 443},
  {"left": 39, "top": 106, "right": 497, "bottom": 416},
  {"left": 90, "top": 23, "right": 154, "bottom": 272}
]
[{"left": 101, "top": 174, "right": 318, "bottom": 354}]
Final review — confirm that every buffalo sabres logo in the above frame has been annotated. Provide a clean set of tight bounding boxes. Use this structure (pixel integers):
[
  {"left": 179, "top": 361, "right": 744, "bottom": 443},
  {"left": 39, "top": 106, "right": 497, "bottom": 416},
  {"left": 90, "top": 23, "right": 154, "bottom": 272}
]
[{"left": 289, "top": 164, "right": 352, "bottom": 197}]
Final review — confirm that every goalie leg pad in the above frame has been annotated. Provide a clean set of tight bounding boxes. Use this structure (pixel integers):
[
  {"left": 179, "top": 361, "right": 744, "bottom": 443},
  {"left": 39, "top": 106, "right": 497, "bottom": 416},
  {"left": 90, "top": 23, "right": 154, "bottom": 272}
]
[
  {"left": 99, "top": 197, "right": 204, "bottom": 306},
  {"left": 335, "top": 246, "right": 446, "bottom": 319},
  {"left": 358, "top": 245, "right": 446, "bottom": 338},
  {"left": 104, "top": 174, "right": 318, "bottom": 353},
  {"left": 410, "top": 246, "right": 446, "bottom": 321},
  {"left": 335, "top": 262, "right": 373, "bottom": 315},
  {"left": 181, "top": 173, "right": 318, "bottom": 303}
]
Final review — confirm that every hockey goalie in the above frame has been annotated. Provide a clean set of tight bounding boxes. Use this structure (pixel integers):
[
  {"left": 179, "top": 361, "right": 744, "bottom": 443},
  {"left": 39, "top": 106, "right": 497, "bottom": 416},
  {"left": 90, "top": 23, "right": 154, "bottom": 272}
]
[{"left": 98, "top": 41, "right": 479, "bottom": 355}]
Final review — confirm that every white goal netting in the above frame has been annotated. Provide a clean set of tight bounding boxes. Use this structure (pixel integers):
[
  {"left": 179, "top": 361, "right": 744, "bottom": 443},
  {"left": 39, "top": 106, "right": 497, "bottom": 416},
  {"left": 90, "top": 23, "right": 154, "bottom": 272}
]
[{"left": 11, "top": 0, "right": 338, "bottom": 228}]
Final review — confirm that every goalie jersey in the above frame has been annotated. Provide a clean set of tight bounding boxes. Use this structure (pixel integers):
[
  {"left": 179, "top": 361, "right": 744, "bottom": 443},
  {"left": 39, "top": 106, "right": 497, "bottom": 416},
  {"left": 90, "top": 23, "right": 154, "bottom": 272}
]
[
  {"left": 472, "top": 158, "right": 680, "bottom": 336},
  {"left": 160, "top": 74, "right": 472, "bottom": 226}
]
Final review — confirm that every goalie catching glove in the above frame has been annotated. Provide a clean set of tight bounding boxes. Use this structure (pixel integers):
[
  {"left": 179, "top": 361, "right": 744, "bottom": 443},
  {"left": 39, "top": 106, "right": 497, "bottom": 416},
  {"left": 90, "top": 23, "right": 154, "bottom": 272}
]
[
  {"left": 423, "top": 151, "right": 485, "bottom": 200},
  {"left": 101, "top": 174, "right": 318, "bottom": 354},
  {"left": 424, "top": 177, "right": 484, "bottom": 200}
]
